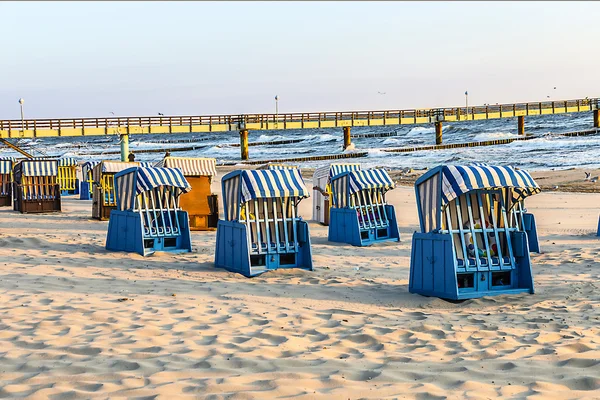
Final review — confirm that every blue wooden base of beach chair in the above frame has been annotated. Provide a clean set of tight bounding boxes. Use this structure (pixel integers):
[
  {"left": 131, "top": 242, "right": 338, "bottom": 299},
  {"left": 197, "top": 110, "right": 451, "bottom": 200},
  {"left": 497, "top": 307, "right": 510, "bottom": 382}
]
[
  {"left": 328, "top": 205, "right": 400, "bottom": 246},
  {"left": 74, "top": 179, "right": 80, "bottom": 195},
  {"left": 409, "top": 231, "right": 534, "bottom": 301},
  {"left": 214, "top": 219, "right": 313, "bottom": 277},
  {"left": 523, "top": 213, "right": 540, "bottom": 253},
  {"left": 106, "top": 210, "right": 192, "bottom": 256},
  {"left": 79, "top": 181, "right": 91, "bottom": 200}
]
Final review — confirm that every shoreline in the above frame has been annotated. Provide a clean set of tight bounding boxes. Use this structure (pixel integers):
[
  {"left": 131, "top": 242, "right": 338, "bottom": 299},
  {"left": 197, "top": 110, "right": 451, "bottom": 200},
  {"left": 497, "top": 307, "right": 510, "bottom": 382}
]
[{"left": 216, "top": 164, "right": 600, "bottom": 194}]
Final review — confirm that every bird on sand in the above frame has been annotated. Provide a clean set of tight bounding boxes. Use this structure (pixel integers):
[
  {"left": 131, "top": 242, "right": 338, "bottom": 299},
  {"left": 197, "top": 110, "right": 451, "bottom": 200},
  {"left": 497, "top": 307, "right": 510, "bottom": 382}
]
[{"left": 585, "top": 172, "right": 591, "bottom": 181}]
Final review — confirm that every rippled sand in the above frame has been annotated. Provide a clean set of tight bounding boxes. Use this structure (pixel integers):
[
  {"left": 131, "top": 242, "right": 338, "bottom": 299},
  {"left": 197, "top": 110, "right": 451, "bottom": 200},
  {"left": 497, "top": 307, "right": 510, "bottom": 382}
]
[{"left": 0, "top": 174, "right": 598, "bottom": 399}]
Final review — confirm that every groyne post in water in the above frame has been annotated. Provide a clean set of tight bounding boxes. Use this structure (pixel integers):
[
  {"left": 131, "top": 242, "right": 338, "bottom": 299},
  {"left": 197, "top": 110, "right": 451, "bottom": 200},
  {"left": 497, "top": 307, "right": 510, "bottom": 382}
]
[
  {"left": 435, "top": 122, "right": 443, "bottom": 144},
  {"left": 594, "top": 110, "right": 599, "bottom": 128},
  {"left": 240, "top": 129, "right": 249, "bottom": 160},
  {"left": 518, "top": 116, "right": 525, "bottom": 135},
  {"left": 343, "top": 126, "right": 351, "bottom": 150},
  {"left": 120, "top": 132, "right": 129, "bottom": 162}
]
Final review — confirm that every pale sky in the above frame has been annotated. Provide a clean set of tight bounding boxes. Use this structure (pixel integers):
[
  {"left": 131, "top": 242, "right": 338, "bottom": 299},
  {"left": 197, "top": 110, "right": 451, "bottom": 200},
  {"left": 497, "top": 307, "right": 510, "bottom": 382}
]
[{"left": 1, "top": 1, "right": 598, "bottom": 119}]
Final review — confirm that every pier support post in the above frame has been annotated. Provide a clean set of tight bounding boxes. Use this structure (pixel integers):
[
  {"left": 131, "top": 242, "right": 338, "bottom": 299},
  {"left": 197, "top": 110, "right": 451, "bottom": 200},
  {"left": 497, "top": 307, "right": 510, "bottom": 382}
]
[
  {"left": 594, "top": 110, "right": 599, "bottom": 128},
  {"left": 435, "top": 122, "right": 443, "bottom": 145},
  {"left": 343, "top": 126, "right": 351, "bottom": 150},
  {"left": 120, "top": 133, "right": 129, "bottom": 162},
  {"left": 518, "top": 116, "right": 525, "bottom": 135},
  {"left": 240, "top": 129, "right": 249, "bottom": 160}
]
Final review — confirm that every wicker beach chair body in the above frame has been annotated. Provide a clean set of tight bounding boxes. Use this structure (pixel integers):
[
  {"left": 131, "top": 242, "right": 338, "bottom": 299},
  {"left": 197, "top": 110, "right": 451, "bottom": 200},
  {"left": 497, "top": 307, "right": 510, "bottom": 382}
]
[
  {"left": 312, "top": 163, "right": 361, "bottom": 226},
  {"left": 410, "top": 164, "right": 541, "bottom": 300},
  {"left": 0, "top": 159, "right": 13, "bottom": 207},
  {"left": 105, "top": 166, "right": 192, "bottom": 256},
  {"left": 215, "top": 169, "right": 312, "bottom": 277},
  {"left": 13, "top": 159, "right": 61, "bottom": 213},
  {"left": 57, "top": 157, "right": 78, "bottom": 195},
  {"left": 155, "top": 157, "right": 219, "bottom": 231},
  {"left": 328, "top": 168, "right": 399, "bottom": 246},
  {"left": 92, "top": 161, "right": 139, "bottom": 220}
]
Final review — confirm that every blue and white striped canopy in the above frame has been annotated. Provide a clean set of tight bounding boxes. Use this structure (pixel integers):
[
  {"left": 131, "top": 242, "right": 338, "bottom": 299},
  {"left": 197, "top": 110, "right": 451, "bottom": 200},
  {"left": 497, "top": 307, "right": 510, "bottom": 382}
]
[
  {"left": 0, "top": 159, "right": 12, "bottom": 174},
  {"left": 345, "top": 169, "right": 394, "bottom": 194},
  {"left": 438, "top": 165, "right": 539, "bottom": 205},
  {"left": 115, "top": 167, "right": 191, "bottom": 211},
  {"left": 135, "top": 167, "right": 191, "bottom": 195},
  {"left": 18, "top": 160, "right": 58, "bottom": 177},
  {"left": 415, "top": 164, "right": 540, "bottom": 233},
  {"left": 330, "top": 168, "right": 394, "bottom": 208},
  {"left": 239, "top": 169, "right": 308, "bottom": 203},
  {"left": 222, "top": 169, "right": 309, "bottom": 221},
  {"left": 58, "top": 158, "right": 78, "bottom": 167}
]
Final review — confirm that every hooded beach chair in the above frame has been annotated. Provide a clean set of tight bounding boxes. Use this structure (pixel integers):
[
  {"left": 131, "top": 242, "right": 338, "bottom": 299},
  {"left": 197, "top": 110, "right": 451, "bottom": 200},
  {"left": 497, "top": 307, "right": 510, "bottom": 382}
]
[
  {"left": 155, "top": 156, "right": 219, "bottom": 231},
  {"left": 215, "top": 169, "right": 312, "bottom": 277},
  {"left": 77, "top": 161, "right": 99, "bottom": 200},
  {"left": 13, "top": 159, "right": 61, "bottom": 213},
  {"left": 57, "top": 157, "right": 78, "bottom": 195},
  {"left": 328, "top": 168, "right": 400, "bottom": 246},
  {"left": 409, "top": 164, "right": 541, "bottom": 300},
  {"left": 312, "top": 163, "right": 361, "bottom": 225},
  {"left": 105, "top": 166, "right": 192, "bottom": 256},
  {"left": 92, "top": 161, "right": 139, "bottom": 220},
  {"left": 0, "top": 158, "right": 14, "bottom": 207}
]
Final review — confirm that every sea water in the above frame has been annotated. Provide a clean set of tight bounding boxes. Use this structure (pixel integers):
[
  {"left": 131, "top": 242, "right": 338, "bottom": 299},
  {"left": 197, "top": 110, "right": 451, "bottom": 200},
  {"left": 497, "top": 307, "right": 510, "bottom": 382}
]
[{"left": 4, "top": 112, "right": 598, "bottom": 171}]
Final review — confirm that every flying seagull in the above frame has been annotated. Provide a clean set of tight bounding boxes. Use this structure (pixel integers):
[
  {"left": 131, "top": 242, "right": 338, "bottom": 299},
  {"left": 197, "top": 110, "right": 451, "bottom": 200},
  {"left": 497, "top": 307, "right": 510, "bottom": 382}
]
[
  {"left": 377, "top": 91, "right": 386, "bottom": 95},
  {"left": 585, "top": 172, "right": 591, "bottom": 181}
]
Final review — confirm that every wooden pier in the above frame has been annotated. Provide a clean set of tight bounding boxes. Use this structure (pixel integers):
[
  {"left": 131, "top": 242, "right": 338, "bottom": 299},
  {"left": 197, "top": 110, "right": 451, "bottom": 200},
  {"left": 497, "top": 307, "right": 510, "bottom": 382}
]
[{"left": 0, "top": 97, "right": 598, "bottom": 160}]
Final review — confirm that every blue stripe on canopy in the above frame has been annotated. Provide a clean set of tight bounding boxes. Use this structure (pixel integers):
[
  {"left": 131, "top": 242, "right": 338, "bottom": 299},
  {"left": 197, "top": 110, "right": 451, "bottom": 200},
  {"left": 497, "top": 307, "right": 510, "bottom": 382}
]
[
  {"left": 344, "top": 169, "right": 395, "bottom": 194},
  {"left": 439, "top": 165, "right": 540, "bottom": 205},
  {"left": 134, "top": 167, "right": 191, "bottom": 196},
  {"left": 236, "top": 169, "right": 309, "bottom": 203},
  {"left": 59, "top": 158, "right": 78, "bottom": 167},
  {"left": 0, "top": 160, "right": 12, "bottom": 174}
]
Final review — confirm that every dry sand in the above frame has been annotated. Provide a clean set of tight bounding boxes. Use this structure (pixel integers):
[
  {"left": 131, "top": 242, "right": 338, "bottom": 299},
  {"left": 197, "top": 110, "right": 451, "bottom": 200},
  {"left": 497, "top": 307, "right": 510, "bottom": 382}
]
[{"left": 0, "top": 170, "right": 599, "bottom": 399}]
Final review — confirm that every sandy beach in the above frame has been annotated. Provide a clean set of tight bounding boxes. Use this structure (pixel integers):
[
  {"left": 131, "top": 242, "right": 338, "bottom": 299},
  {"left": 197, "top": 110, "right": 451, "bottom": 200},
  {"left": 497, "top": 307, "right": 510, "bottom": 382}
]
[{"left": 0, "top": 168, "right": 599, "bottom": 399}]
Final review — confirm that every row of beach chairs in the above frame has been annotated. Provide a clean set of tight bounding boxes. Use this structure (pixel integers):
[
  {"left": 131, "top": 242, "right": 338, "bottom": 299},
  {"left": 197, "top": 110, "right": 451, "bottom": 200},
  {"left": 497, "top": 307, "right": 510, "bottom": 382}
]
[{"left": 0, "top": 157, "right": 562, "bottom": 301}]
